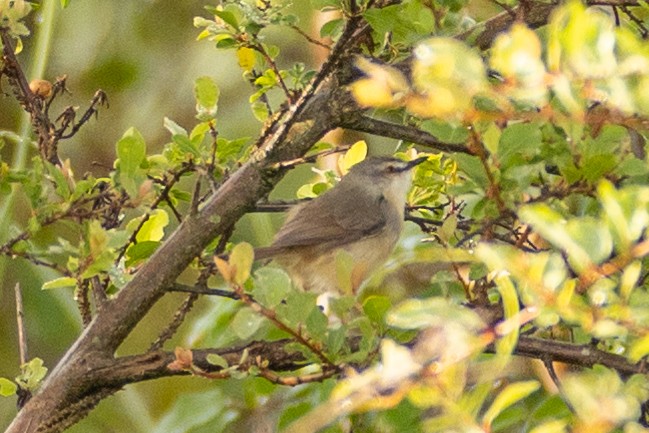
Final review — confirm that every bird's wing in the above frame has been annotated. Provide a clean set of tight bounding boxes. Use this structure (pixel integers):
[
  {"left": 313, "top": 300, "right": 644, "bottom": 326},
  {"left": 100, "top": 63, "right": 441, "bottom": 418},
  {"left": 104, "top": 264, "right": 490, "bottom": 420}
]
[{"left": 268, "top": 182, "right": 388, "bottom": 252}]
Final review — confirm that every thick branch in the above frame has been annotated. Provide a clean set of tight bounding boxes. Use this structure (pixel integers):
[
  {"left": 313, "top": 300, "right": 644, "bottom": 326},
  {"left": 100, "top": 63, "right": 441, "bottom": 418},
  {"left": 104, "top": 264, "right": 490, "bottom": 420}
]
[
  {"left": 457, "top": 2, "right": 559, "bottom": 50},
  {"left": 45, "top": 336, "right": 649, "bottom": 403},
  {"left": 339, "top": 113, "right": 472, "bottom": 154},
  {"left": 513, "top": 336, "right": 648, "bottom": 378}
]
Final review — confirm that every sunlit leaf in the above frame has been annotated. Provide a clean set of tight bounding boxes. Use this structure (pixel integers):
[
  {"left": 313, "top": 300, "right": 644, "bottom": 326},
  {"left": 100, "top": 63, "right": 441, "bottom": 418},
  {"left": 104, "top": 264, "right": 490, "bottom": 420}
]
[
  {"left": 339, "top": 140, "right": 367, "bottom": 175},
  {"left": 230, "top": 242, "right": 254, "bottom": 286},
  {"left": 42, "top": 277, "right": 77, "bottom": 290},
  {"left": 135, "top": 209, "right": 169, "bottom": 243},
  {"left": 0, "top": 378, "right": 17, "bottom": 397}
]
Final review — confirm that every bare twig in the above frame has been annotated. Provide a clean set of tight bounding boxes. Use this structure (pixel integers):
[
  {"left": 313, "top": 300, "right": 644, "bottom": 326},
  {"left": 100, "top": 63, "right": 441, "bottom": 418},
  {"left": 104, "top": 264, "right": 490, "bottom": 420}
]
[
  {"left": 15, "top": 283, "right": 27, "bottom": 365},
  {"left": 149, "top": 293, "right": 199, "bottom": 352},
  {"left": 289, "top": 24, "right": 331, "bottom": 49},
  {"left": 168, "top": 283, "right": 241, "bottom": 300}
]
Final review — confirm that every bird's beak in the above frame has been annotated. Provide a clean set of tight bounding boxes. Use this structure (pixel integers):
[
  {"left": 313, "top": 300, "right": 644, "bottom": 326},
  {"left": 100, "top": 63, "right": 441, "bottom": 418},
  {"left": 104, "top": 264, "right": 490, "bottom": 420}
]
[{"left": 404, "top": 156, "right": 429, "bottom": 170}]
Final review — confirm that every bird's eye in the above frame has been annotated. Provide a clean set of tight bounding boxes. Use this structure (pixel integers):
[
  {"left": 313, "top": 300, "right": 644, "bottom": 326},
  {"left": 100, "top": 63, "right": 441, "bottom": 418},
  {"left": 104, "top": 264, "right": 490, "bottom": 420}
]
[{"left": 385, "top": 165, "right": 397, "bottom": 173}]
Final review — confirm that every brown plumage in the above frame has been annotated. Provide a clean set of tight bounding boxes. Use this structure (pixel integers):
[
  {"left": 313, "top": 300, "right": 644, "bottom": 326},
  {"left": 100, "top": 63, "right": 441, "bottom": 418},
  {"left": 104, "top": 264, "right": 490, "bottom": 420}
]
[{"left": 256, "top": 156, "right": 426, "bottom": 293}]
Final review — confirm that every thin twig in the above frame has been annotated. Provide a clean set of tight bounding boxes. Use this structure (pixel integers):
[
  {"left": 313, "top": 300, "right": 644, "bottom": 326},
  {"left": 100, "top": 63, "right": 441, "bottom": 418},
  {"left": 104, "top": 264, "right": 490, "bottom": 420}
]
[
  {"left": 269, "top": 144, "right": 351, "bottom": 169},
  {"left": 148, "top": 293, "right": 199, "bottom": 352},
  {"left": 619, "top": 5, "right": 649, "bottom": 38},
  {"left": 15, "top": 283, "right": 27, "bottom": 365},
  {"left": 57, "top": 90, "right": 109, "bottom": 140},
  {"left": 168, "top": 283, "right": 241, "bottom": 300},
  {"left": 289, "top": 24, "right": 331, "bottom": 49},
  {"left": 251, "top": 42, "right": 294, "bottom": 102},
  {"left": 234, "top": 284, "right": 337, "bottom": 368}
]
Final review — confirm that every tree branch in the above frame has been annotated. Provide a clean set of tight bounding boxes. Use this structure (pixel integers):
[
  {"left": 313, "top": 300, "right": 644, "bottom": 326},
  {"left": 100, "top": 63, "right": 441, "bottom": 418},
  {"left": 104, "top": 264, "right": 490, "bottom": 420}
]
[
  {"left": 339, "top": 113, "right": 472, "bottom": 154},
  {"left": 30, "top": 335, "right": 647, "bottom": 408}
]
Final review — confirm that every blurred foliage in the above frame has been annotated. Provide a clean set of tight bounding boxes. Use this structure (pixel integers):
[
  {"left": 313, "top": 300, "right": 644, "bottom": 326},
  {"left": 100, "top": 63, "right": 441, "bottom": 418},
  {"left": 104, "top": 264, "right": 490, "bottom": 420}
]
[{"left": 4, "top": 1, "right": 649, "bottom": 433}]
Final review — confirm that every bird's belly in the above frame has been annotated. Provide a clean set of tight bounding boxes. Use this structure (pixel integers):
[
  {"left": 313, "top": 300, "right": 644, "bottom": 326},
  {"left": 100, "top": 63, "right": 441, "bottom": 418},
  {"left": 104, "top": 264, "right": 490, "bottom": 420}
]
[{"left": 277, "top": 229, "right": 399, "bottom": 294}]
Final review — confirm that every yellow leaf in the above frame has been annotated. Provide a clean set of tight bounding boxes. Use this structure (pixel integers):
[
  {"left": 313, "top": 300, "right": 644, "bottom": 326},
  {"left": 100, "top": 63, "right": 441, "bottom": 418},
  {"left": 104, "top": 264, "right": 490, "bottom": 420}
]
[
  {"left": 237, "top": 47, "right": 256, "bottom": 72},
  {"left": 349, "top": 57, "right": 409, "bottom": 109},
  {"left": 628, "top": 333, "right": 649, "bottom": 363},
  {"left": 135, "top": 209, "right": 169, "bottom": 242},
  {"left": 230, "top": 242, "right": 254, "bottom": 286},
  {"left": 338, "top": 140, "right": 367, "bottom": 175},
  {"left": 196, "top": 29, "right": 211, "bottom": 41},
  {"left": 350, "top": 78, "right": 399, "bottom": 108}
]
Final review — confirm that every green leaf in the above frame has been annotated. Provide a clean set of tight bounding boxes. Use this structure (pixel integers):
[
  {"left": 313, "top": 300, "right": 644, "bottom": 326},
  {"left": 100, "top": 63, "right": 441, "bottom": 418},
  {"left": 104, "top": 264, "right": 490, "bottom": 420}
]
[
  {"left": 217, "top": 137, "right": 250, "bottom": 161},
  {"left": 172, "top": 134, "right": 200, "bottom": 157},
  {"left": 206, "top": 354, "right": 229, "bottom": 369},
  {"left": 212, "top": 9, "right": 239, "bottom": 30},
  {"left": 493, "top": 273, "right": 520, "bottom": 358},
  {"left": 163, "top": 117, "right": 188, "bottom": 137},
  {"left": 251, "top": 101, "right": 269, "bottom": 122},
  {"left": 190, "top": 122, "right": 211, "bottom": 142},
  {"left": 230, "top": 307, "right": 265, "bottom": 340},
  {"left": 0, "top": 378, "right": 17, "bottom": 397},
  {"left": 306, "top": 306, "right": 328, "bottom": 339},
  {"left": 125, "top": 241, "right": 160, "bottom": 267},
  {"left": 498, "top": 122, "right": 542, "bottom": 169},
  {"left": 42, "top": 277, "right": 77, "bottom": 290},
  {"left": 387, "top": 298, "right": 483, "bottom": 331},
  {"left": 362, "top": 296, "right": 391, "bottom": 325},
  {"left": 16, "top": 358, "right": 48, "bottom": 391},
  {"left": 253, "top": 267, "right": 292, "bottom": 308},
  {"left": 438, "top": 214, "right": 457, "bottom": 243},
  {"left": 194, "top": 76, "right": 220, "bottom": 121},
  {"left": 482, "top": 381, "right": 540, "bottom": 427},
  {"left": 45, "top": 162, "right": 71, "bottom": 199},
  {"left": 116, "top": 127, "right": 147, "bottom": 197},
  {"left": 278, "top": 292, "right": 319, "bottom": 328},
  {"left": 319, "top": 18, "right": 343, "bottom": 38},
  {"left": 420, "top": 119, "right": 469, "bottom": 144},
  {"left": 215, "top": 36, "right": 237, "bottom": 49},
  {"left": 518, "top": 203, "right": 612, "bottom": 272},
  {"left": 453, "top": 153, "right": 489, "bottom": 189}
]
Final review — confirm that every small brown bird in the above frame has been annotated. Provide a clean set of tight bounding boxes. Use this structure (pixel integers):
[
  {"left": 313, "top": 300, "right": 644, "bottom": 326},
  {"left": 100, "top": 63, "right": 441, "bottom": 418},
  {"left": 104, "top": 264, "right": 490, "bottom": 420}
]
[{"left": 256, "top": 156, "right": 427, "bottom": 294}]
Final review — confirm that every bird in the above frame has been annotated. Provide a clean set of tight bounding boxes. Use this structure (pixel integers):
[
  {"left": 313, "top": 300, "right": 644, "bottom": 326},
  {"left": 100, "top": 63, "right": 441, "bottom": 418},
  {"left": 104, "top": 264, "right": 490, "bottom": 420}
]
[{"left": 255, "top": 155, "right": 427, "bottom": 294}]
